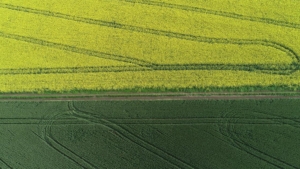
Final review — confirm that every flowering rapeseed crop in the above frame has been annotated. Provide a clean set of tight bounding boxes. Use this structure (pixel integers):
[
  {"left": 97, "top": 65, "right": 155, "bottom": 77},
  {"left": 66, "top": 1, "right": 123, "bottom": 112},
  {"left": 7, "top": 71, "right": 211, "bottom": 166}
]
[{"left": 0, "top": 0, "right": 300, "bottom": 92}]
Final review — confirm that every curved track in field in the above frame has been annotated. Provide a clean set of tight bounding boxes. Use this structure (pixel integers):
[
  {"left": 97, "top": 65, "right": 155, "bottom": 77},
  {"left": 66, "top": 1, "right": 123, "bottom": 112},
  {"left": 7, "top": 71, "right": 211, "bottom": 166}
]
[
  {"left": 0, "top": 3, "right": 299, "bottom": 75},
  {"left": 0, "top": 32, "right": 298, "bottom": 75},
  {"left": 36, "top": 112, "right": 99, "bottom": 169},
  {"left": 217, "top": 108, "right": 299, "bottom": 169},
  {"left": 68, "top": 102, "right": 196, "bottom": 169}
]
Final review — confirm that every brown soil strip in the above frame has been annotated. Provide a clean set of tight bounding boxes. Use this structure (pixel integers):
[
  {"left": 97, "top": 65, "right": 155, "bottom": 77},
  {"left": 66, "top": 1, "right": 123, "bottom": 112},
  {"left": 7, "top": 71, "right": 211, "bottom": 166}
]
[
  {"left": 1, "top": 91, "right": 300, "bottom": 97},
  {"left": 0, "top": 94, "right": 300, "bottom": 101}
]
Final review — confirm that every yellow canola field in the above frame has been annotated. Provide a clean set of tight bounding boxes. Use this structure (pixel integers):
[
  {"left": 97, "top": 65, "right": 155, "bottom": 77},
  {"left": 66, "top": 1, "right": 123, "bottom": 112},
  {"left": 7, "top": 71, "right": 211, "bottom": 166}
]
[
  {"left": 1, "top": 70, "right": 300, "bottom": 93},
  {"left": 0, "top": 7, "right": 293, "bottom": 65},
  {"left": 0, "top": 0, "right": 300, "bottom": 92}
]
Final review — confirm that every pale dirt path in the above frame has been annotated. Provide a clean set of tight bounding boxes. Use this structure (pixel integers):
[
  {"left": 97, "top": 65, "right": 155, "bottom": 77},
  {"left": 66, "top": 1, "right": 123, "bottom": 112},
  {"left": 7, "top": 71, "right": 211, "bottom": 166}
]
[
  {"left": 1, "top": 91, "right": 300, "bottom": 97},
  {"left": 0, "top": 93, "right": 300, "bottom": 101}
]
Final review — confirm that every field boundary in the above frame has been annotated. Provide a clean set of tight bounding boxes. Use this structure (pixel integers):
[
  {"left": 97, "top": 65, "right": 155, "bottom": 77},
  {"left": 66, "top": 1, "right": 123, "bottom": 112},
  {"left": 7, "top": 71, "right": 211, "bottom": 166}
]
[{"left": 1, "top": 92, "right": 300, "bottom": 101}]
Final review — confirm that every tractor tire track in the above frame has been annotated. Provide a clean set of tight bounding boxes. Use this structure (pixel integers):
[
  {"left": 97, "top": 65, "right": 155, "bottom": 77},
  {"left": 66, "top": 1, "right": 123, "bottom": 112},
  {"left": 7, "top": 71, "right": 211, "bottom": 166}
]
[
  {"left": 0, "top": 117, "right": 84, "bottom": 125},
  {"left": 0, "top": 158, "right": 13, "bottom": 169},
  {"left": 250, "top": 108, "right": 300, "bottom": 130},
  {"left": 0, "top": 66, "right": 149, "bottom": 75},
  {"left": 0, "top": 63, "right": 298, "bottom": 75},
  {"left": 0, "top": 31, "right": 153, "bottom": 68},
  {"left": 37, "top": 112, "right": 97, "bottom": 169},
  {"left": 216, "top": 112, "right": 284, "bottom": 169},
  {"left": 222, "top": 107, "right": 300, "bottom": 131},
  {"left": 228, "top": 124, "right": 298, "bottom": 169},
  {"left": 0, "top": 3, "right": 299, "bottom": 64},
  {"left": 217, "top": 109, "right": 298, "bottom": 169},
  {"left": 192, "top": 125, "right": 275, "bottom": 169},
  {"left": 0, "top": 117, "right": 290, "bottom": 125},
  {"left": 122, "top": 0, "right": 300, "bottom": 30},
  {"left": 215, "top": 127, "right": 282, "bottom": 168},
  {"left": 68, "top": 102, "right": 196, "bottom": 169}
]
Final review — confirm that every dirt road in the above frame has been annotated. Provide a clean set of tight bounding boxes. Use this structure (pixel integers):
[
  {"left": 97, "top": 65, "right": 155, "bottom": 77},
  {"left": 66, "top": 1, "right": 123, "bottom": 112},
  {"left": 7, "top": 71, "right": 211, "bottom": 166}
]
[{"left": 1, "top": 91, "right": 300, "bottom": 101}]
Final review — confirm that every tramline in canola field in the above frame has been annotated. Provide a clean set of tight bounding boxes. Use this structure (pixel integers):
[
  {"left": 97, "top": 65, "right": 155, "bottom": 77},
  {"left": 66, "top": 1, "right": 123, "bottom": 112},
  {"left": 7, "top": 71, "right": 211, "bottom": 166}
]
[{"left": 1, "top": 0, "right": 300, "bottom": 92}]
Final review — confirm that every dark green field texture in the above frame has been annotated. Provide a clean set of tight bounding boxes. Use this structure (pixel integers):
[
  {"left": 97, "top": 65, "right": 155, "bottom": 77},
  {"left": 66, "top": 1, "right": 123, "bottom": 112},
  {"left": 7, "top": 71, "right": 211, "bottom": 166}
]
[{"left": 0, "top": 100, "right": 300, "bottom": 169}]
